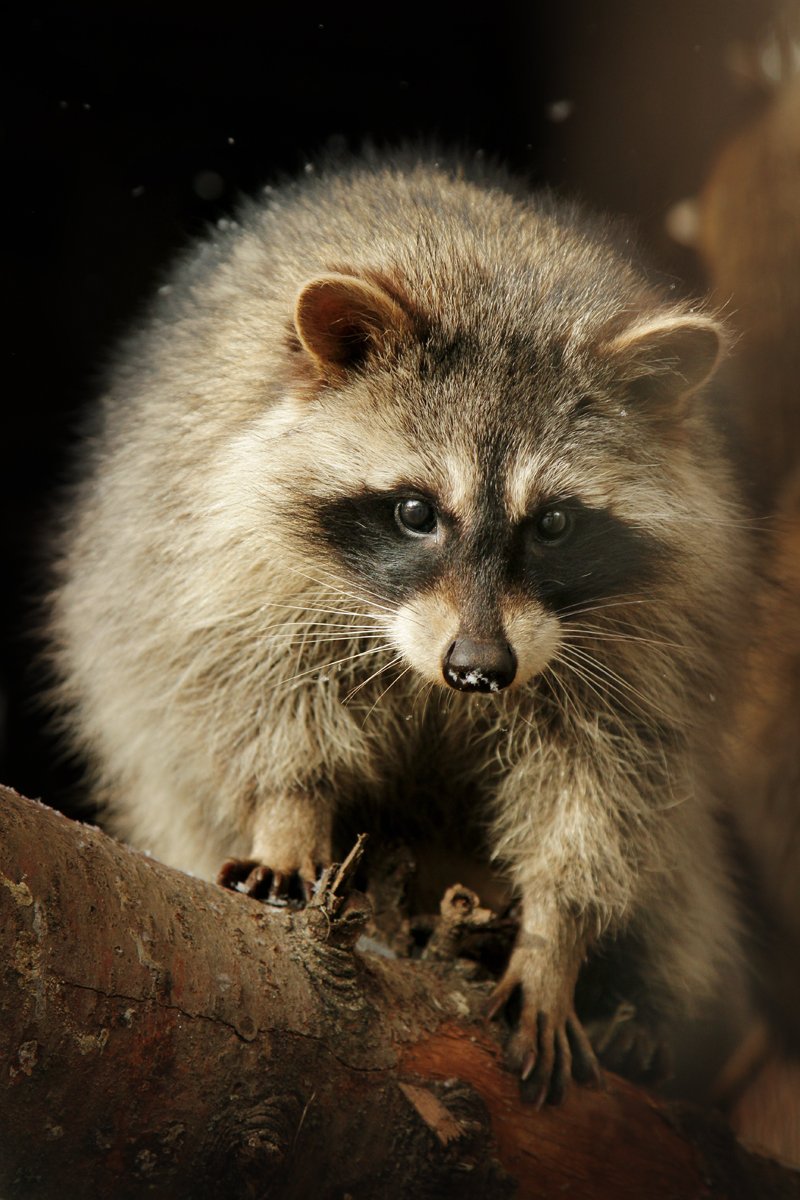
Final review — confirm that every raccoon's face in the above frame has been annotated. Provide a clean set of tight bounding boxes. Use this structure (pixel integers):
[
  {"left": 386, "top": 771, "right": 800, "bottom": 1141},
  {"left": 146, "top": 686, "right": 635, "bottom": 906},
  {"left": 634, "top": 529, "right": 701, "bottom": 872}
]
[
  {"left": 314, "top": 469, "right": 659, "bottom": 693},
  {"left": 282, "top": 269, "right": 723, "bottom": 695},
  {"left": 318, "top": 486, "right": 568, "bottom": 693}
]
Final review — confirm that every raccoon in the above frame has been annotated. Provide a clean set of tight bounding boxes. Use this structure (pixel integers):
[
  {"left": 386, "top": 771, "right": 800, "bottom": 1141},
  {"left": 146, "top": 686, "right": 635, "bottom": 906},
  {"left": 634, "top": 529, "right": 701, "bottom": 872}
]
[{"left": 48, "top": 151, "right": 746, "bottom": 1104}]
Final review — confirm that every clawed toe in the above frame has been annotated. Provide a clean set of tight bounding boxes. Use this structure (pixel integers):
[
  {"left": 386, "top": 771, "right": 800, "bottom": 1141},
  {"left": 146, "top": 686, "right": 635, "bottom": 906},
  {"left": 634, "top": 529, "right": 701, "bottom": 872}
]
[
  {"left": 567, "top": 1014, "right": 604, "bottom": 1087},
  {"left": 586, "top": 1003, "right": 672, "bottom": 1084},
  {"left": 217, "top": 858, "right": 322, "bottom": 906},
  {"left": 520, "top": 1013, "right": 602, "bottom": 1106},
  {"left": 488, "top": 981, "right": 602, "bottom": 1105}
]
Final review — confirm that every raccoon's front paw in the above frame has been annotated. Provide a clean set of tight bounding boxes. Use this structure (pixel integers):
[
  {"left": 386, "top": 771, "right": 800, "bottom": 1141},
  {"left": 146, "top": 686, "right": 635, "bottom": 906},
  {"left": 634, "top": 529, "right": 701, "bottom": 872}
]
[
  {"left": 217, "top": 858, "right": 324, "bottom": 906},
  {"left": 488, "top": 948, "right": 602, "bottom": 1107},
  {"left": 585, "top": 1002, "right": 672, "bottom": 1084}
]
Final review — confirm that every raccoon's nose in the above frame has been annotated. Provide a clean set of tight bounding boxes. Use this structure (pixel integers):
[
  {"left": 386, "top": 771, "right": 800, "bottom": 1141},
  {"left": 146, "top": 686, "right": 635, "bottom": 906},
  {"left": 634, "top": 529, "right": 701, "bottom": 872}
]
[{"left": 443, "top": 637, "right": 517, "bottom": 693}]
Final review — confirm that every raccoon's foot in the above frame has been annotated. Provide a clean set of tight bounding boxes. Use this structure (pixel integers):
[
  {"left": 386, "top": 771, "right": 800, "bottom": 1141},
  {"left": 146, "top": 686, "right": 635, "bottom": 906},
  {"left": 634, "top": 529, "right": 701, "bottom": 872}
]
[
  {"left": 217, "top": 858, "right": 323, "bottom": 906},
  {"left": 488, "top": 945, "right": 602, "bottom": 1107},
  {"left": 226, "top": 794, "right": 333, "bottom": 906},
  {"left": 585, "top": 1001, "right": 672, "bottom": 1084}
]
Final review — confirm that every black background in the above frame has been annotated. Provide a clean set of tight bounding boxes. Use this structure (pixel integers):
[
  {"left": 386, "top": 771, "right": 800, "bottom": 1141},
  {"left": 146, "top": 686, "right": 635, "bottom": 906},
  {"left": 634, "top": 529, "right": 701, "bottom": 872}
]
[{"left": 1, "top": 0, "right": 769, "bottom": 814}]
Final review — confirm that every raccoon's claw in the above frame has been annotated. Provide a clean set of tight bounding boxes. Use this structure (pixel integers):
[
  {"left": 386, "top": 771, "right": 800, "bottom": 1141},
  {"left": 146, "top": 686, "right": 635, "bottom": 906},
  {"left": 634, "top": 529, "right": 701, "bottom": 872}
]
[
  {"left": 217, "top": 857, "right": 257, "bottom": 892},
  {"left": 217, "top": 858, "right": 320, "bottom": 907},
  {"left": 488, "top": 978, "right": 602, "bottom": 1106},
  {"left": 587, "top": 1003, "right": 672, "bottom": 1084},
  {"left": 519, "top": 1011, "right": 602, "bottom": 1107}
]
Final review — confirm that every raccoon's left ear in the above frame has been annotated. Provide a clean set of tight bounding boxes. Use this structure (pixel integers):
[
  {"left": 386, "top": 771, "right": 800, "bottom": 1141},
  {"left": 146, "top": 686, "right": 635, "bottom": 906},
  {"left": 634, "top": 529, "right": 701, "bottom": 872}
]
[
  {"left": 597, "top": 312, "right": 724, "bottom": 410},
  {"left": 293, "top": 273, "right": 413, "bottom": 374}
]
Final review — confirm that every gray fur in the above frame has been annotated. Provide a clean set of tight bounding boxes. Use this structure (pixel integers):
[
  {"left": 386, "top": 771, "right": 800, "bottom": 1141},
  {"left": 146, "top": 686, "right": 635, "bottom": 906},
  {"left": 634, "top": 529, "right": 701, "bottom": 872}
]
[{"left": 46, "top": 153, "right": 748, "bottom": 1086}]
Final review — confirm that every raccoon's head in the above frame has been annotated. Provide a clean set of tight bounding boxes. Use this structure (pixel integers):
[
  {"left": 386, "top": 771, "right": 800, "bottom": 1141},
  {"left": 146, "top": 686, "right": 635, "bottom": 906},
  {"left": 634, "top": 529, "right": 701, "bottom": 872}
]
[{"left": 283, "top": 265, "right": 724, "bottom": 696}]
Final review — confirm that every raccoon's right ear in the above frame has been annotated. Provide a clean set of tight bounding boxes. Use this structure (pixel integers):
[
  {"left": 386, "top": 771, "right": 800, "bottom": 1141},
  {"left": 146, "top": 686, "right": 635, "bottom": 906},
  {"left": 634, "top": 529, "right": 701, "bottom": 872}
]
[{"left": 293, "top": 273, "right": 412, "bottom": 373}]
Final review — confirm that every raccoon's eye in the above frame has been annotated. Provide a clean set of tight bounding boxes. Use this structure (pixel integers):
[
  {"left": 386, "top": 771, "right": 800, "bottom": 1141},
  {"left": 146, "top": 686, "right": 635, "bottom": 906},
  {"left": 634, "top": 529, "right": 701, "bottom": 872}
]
[
  {"left": 535, "top": 505, "right": 572, "bottom": 543},
  {"left": 395, "top": 498, "right": 437, "bottom": 537}
]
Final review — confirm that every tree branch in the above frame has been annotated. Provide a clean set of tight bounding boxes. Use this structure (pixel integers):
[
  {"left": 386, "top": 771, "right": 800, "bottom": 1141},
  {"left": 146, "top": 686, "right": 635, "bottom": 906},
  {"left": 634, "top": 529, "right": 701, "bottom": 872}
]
[{"left": 1, "top": 785, "right": 796, "bottom": 1199}]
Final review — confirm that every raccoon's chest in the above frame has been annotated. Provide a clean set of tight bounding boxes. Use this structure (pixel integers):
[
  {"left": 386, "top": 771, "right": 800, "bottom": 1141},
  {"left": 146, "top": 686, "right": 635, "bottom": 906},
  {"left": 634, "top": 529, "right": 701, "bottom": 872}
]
[{"left": 343, "top": 668, "right": 536, "bottom": 800}]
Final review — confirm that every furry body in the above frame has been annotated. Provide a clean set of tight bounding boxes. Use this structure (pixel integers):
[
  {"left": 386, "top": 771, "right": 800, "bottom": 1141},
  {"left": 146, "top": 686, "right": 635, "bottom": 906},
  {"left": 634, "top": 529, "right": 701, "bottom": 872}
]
[{"left": 49, "top": 153, "right": 746, "bottom": 1095}]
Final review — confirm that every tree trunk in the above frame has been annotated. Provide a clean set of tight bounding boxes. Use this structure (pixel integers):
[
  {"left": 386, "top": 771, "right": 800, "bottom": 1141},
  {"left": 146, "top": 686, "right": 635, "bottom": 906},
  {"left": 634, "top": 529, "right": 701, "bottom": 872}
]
[{"left": 1, "top": 785, "right": 797, "bottom": 1199}]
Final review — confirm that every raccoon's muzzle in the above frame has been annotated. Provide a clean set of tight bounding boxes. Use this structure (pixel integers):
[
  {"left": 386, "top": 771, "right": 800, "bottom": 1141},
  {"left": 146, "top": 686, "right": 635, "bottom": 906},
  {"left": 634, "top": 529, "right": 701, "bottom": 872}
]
[{"left": 443, "top": 635, "right": 517, "bottom": 693}]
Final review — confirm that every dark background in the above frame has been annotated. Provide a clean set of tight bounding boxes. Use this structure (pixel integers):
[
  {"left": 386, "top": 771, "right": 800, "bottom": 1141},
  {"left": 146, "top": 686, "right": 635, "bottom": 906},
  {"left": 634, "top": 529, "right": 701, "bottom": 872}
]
[{"left": 1, "top": 0, "right": 771, "bottom": 815}]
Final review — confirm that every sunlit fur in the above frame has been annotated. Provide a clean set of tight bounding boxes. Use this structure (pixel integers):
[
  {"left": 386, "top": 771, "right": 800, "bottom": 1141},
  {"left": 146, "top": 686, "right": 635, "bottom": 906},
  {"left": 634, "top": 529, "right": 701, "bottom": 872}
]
[{"left": 47, "top": 152, "right": 748, "bottom": 1057}]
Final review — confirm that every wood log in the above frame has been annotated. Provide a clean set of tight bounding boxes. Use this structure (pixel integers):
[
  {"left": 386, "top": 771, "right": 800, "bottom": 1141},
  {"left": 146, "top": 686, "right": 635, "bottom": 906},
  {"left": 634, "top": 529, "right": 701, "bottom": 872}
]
[{"left": 1, "top": 784, "right": 797, "bottom": 1199}]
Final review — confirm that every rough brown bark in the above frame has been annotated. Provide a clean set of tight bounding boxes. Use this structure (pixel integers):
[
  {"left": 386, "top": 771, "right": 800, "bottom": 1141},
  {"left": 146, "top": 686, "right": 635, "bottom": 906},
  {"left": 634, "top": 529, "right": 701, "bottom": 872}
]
[{"left": 1, "top": 784, "right": 797, "bottom": 1200}]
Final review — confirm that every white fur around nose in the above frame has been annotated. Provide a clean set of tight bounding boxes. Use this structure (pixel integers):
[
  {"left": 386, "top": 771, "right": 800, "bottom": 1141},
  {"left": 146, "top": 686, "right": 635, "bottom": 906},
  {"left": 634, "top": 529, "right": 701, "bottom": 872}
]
[{"left": 391, "top": 593, "right": 561, "bottom": 689}]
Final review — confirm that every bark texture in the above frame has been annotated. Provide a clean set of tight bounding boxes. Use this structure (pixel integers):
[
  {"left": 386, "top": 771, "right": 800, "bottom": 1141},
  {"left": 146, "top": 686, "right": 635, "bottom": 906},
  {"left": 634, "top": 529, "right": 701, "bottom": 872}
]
[{"left": 1, "top": 785, "right": 797, "bottom": 1199}]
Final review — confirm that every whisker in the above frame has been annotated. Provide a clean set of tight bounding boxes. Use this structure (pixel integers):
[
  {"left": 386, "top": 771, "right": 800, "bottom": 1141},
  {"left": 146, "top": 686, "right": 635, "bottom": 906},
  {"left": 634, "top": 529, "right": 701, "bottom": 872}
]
[
  {"left": 342, "top": 653, "right": 405, "bottom": 704},
  {"left": 540, "top": 662, "right": 579, "bottom": 728},
  {"left": 361, "top": 663, "right": 415, "bottom": 725},
  {"left": 280, "top": 643, "right": 396, "bottom": 688},
  {"left": 261, "top": 626, "right": 386, "bottom": 642},
  {"left": 183, "top": 598, "right": 387, "bottom": 633},
  {"left": 230, "top": 600, "right": 388, "bottom": 621},
  {"left": 550, "top": 652, "right": 615, "bottom": 722},
  {"left": 263, "top": 619, "right": 386, "bottom": 631},
  {"left": 282, "top": 563, "right": 396, "bottom": 614},
  {"left": 557, "top": 644, "right": 681, "bottom": 727},
  {"left": 557, "top": 594, "right": 661, "bottom": 620},
  {"left": 412, "top": 678, "right": 437, "bottom": 724},
  {"left": 273, "top": 635, "right": 389, "bottom": 651},
  {"left": 563, "top": 625, "right": 685, "bottom": 652},
  {"left": 278, "top": 562, "right": 435, "bottom": 640}
]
